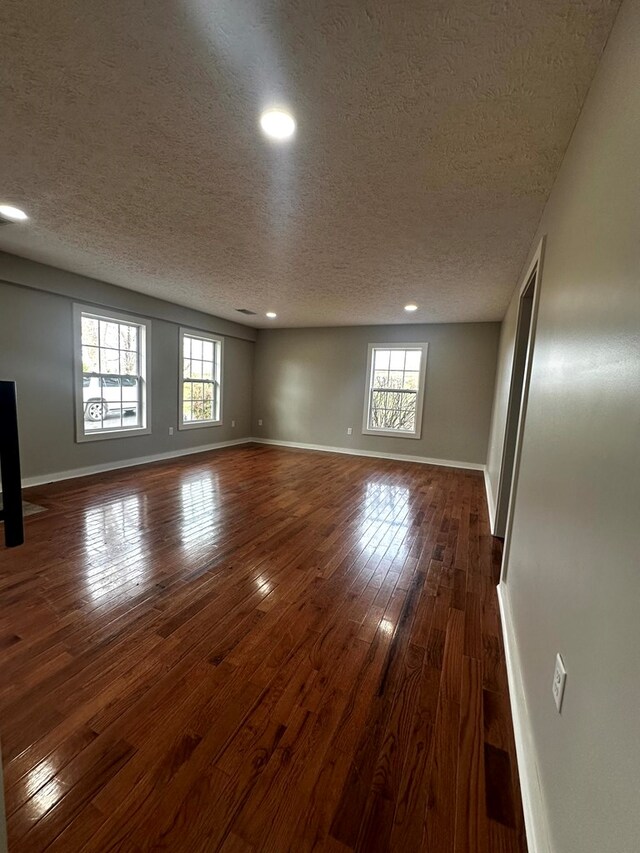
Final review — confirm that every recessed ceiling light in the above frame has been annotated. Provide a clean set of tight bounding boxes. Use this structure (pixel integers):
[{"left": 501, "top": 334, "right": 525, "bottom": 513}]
[
  {"left": 260, "top": 109, "right": 296, "bottom": 141},
  {"left": 266, "top": 311, "right": 277, "bottom": 319},
  {"left": 404, "top": 303, "right": 418, "bottom": 312},
  {"left": 0, "top": 204, "right": 28, "bottom": 221}
]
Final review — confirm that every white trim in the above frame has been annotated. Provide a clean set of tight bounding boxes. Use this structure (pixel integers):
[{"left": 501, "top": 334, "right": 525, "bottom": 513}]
[
  {"left": 15, "top": 436, "right": 486, "bottom": 492},
  {"left": 498, "top": 583, "right": 551, "bottom": 853},
  {"left": 178, "top": 327, "right": 224, "bottom": 430},
  {"left": 16, "top": 438, "right": 253, "bottom": 490},
  {"left": 362, "top": 342, "right": 428, "bottom": 440},
  {"left": 484, "top": 467, "right": 496, "bottom": 534},
  {"left": 250, "top": 437, "right": 484, "bottom": 471},
  {"left": 73, "top": 303, "right": 152, "bottom": 442},
  {"left": 497, "top": 236, "right": 545, "bottom": 564}
]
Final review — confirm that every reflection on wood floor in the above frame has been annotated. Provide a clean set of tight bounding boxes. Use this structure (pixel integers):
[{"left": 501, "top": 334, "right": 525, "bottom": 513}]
[{"left": 0, "top": 444, "right": 526, "bottom": 852}]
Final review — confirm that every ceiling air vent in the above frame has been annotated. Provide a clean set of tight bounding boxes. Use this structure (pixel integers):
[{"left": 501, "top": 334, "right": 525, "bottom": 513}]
[{"left": 236, "top": 308, "right": 257, "bottom": 315}]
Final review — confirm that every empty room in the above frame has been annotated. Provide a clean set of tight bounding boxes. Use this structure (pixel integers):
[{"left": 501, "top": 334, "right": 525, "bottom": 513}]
[{"left": 0, "top": 1, "right": 638, "bottom": 851}]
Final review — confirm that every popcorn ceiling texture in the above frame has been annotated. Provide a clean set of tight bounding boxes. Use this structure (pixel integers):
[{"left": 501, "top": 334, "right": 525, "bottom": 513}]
[{"left": 0, "top": 0, "right": 620, "bottom": 327}]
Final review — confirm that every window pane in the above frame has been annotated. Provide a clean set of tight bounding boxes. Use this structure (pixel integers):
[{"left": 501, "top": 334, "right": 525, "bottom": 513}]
[
  {"left": 366, "top": 344, "right": 423, "bottom": 435},
  {"left": 78, "top": 311, "right": 148, "bottom": 437},
  {"left": 389, "top": 350, "right": 405, "bottom": 371},
  {"left": 123, "top": 402, "right": 141, "bottom": 428},
  {"left": 181, "top": 333, "right": 222, "bottom": 425},
  {"left": 405, "top": 350, "right": 421, "bottom": 371},
  {"left": 100, "top": 321, "right": 119, "bottom": 349},
  {"left": 404, "top": 371, "right": 419, "bottom": 390},
  {"left": 192, "top": 398, "right": 205, "bottom": 420},
  {"left": 120, "top": 350, "right": 138, "bottom": 375},
  {"left": 374, "top": 349, "right": 390, "bottom": 370},
  {"left": 119, "top": 324, "right": 138, "bottom": 351},
  {"left": 100, "top": 348, "right": 120, "bottom": 374},
  {"left": 370, "top": 390, "right": 417, "bottom": 432},
  {"left": 81, "top": 317, "right": 98, "bottom": 346},
  {"left": 202, "top": 340, "right": 214, "bottom": 362},
  {"left": 372, "top": 390, "right": 391, "bottom": 408},
  {"left": 401, "top": 412, "right": 415, "bottom": 431},
  {"left": 82, "top": 346, "right": 99, "bottom": 373}
]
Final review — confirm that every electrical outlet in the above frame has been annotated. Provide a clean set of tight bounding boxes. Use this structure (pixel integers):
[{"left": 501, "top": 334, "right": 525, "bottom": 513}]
[
  {"left": 168, "top": 427, "right": 174, "bottom": 436},
  {"left": 552, "top": 653, "right": 567, "bottom": 712},
  {"left": 231, "top": 419, "right": 236, "bottom": 428},
  {"left": 258, "top": 419, "right": 263, "bottom": 426},
  {"left": 347, "top": 427, "right": 353, "bottom": 435}
]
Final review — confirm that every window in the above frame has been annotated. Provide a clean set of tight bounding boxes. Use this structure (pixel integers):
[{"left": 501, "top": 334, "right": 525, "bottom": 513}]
[
  {"left": 362, "top": 343, "right": 428, "bottom": 439},
  {"left": 74, "top": 305, "right": 151, "bottom": 441},
  {"left": 179, "top": 329, "right": 223, "bottom": 428}
]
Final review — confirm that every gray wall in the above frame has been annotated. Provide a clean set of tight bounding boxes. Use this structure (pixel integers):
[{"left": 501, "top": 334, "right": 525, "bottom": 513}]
[
  {"left": 0, "top": 260, "right": 254, "bottom": 480},
  {"left": 252, "top": 323, "right": 500, "bottom": 465},
  {"left": 486, "top": 1, "right": 640, "bottom": 850}
]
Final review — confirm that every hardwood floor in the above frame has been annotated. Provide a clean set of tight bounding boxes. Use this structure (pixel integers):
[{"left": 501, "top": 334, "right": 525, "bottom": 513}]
[{"left": 0, "top": 444, "right": 526, "bottom": 852}]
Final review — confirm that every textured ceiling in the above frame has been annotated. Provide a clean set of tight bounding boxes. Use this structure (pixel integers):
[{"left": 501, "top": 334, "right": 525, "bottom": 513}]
[{"left": 0, "top": 0, "right": 620, "bottom": 327}]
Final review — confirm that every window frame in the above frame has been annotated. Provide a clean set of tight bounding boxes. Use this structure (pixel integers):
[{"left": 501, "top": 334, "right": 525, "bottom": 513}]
[
  {"left": 73, "top": 303, "right": 152, "bottom": 443},
  {"left": 362, "top": 342, "right": 428, "bottom": 440},
  {"left": 178, "top": 327, "right": 224, "bottom": 430}
]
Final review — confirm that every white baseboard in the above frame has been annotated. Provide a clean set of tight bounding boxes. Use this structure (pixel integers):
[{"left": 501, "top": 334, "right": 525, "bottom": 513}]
[
  {"left": 497, "top": 583, "right": 551, "bottom": 853},
  {"left": 18, "top": 437, "right": 254, "bottom": 490},
  {"left": 249, "top": 437, "right": 485, "bottom": 471},
  {"left": 17, "top": 435, "right": 485, "bottom": 492},
  {"left": 484, "top": 467, "right": 497, "bottom": 533}
]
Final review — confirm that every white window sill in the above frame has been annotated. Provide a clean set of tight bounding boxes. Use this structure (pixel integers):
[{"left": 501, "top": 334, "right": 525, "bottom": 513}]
[
  {"left": 77, "top": 426, "right": 152, "bottom": 443},
  {"left": 362, "top": 427, "right": 422, "bottom": 440},
  {"left": 178, "top": 420, "right": 223, "bottom": 431}
]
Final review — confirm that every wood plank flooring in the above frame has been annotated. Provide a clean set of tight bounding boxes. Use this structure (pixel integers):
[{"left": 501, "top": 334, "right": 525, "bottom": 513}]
[{"left": 0, "top": 444, "right": 527, "bottom": 852}]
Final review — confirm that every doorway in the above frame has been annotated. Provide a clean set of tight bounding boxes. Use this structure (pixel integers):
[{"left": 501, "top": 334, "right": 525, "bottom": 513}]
[{"left": 495, "top": 238, "right": 545, "bottom": 581}]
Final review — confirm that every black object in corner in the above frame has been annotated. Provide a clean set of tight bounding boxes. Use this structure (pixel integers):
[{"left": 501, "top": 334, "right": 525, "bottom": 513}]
[{"left": 0, "top": 380, "right": 24, "bottom": 547}]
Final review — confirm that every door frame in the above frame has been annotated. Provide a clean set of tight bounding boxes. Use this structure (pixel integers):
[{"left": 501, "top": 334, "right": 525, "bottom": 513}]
[{"left": 498, "top": 236, "right": 545, "bottom": 583}]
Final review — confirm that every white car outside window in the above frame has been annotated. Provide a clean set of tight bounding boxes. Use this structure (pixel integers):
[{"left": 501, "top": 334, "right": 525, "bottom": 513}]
[{"left": 82, "top": 376, "right": 140, "bottom": 422}]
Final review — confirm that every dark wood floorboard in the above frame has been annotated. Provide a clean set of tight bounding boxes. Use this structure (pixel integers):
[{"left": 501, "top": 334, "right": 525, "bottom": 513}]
[{"left": 0, "top": 444, "right": 526, "bottom": 852}]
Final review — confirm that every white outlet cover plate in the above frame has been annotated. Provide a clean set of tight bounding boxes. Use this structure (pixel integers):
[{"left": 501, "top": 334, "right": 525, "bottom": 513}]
[{"left": 552, "top": 653, "right": 567, "bottom": 712}]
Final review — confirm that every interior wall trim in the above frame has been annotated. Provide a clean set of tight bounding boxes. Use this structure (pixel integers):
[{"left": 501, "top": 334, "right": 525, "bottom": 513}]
[
  {"left": 13, "top": 435, "right": 486, "bottom": 492},
  {"left": 250, "top": 437, "right": 485, "bottom": 471},
  {"left": 498, "top": 583, "right": 552, "bottom": 853},
  {"left": 13, "top": 438, "right": 254, "bottom": 490},
  {"left": 484, "top": 467, "right": 497, "bottom": 533}
]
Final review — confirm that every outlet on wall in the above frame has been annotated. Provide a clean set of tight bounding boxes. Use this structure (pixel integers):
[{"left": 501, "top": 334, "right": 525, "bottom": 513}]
[
  {"left": 552, "top": 653, "right": 567, "bottom": 712},
  {"left": 168, "top": 427, "right": 174, "bottom": 436},
  {"left": 347, "top": 427, "right": 353, "bottom": 435},
  {"left": 258, "top": 419, "right": 263, "bottom": 426},
  {"left": 231, "top": 419, "right": 235, "bottom": 428}
]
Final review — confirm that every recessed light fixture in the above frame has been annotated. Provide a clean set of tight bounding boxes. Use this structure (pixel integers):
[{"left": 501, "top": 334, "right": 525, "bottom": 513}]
[
  {"left": 404, "top": 303, "right": 418, "bottom": 312},
  {"left": 0, "top": 204, "right": 28, "bottom": 222},
  {"left": 266, "top": 311, "right": 277, "bottom": 319},
  {"left": 260, "top": 109, "right": 296, "bottom": 141}
]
